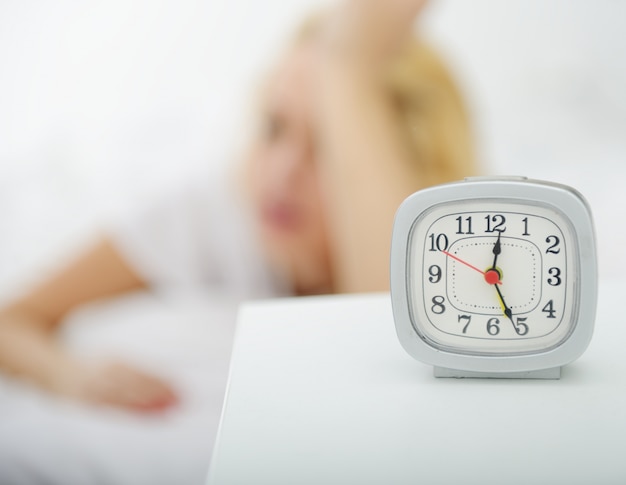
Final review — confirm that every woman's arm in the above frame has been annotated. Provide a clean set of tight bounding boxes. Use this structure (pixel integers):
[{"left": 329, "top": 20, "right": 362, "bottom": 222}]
[
  {"left": 0, "top": 238, "right": 177, "bottom": 411},
  {"left": 316, "top": 0, "right": 428, "bottom": 293}
]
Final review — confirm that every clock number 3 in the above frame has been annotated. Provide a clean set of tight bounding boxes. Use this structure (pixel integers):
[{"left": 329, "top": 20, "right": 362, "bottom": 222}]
[{"left": 547, "top": 267, "right": 562, "bottom": 286}]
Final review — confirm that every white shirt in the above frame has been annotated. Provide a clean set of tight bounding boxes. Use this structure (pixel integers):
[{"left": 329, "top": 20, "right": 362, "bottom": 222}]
[{"left": 109, "top": 171, "right": 291, "bottom": 301}]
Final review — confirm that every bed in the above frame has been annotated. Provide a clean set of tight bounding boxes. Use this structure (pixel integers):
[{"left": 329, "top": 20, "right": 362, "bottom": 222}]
[{"left": 0, "top": 291, "right": 238, "bottom": 485}]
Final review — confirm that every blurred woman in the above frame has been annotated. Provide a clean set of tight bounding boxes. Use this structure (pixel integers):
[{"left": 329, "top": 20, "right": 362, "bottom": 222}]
[{"left": 0, "top": 0, "right": 476, "bottom": 412}]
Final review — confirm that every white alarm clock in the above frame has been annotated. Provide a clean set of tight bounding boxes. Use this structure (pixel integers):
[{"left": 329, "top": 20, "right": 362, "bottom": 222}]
[{"left": 390, "top": 177, "right": 597, "bottom": 379}]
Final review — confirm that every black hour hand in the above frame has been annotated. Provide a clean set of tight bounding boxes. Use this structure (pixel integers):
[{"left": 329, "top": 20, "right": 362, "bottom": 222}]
[{"left": 491, "top": 231, "right": 502, "bottom": 270}]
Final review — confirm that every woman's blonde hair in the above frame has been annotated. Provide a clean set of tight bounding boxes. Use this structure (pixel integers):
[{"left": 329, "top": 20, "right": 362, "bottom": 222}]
[
  {"left": 385, "top": 39, "right": 477, "bottom": 186},
  {"left": 296, "top": 14, "right": 477, "bottom": 187}
]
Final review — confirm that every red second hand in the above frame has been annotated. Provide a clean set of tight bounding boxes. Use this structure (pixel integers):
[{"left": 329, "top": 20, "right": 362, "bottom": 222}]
[{"left": 441, "top": 250, "right": 502, "bottom": 285}]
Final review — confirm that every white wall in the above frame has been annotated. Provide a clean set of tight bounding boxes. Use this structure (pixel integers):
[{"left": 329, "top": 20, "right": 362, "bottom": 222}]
[
  {"left": 0, "top": 0, "right": 624, "bottom": 298},
  {"left": 421, "top": 0, "right": 626, "bottom": 281}
]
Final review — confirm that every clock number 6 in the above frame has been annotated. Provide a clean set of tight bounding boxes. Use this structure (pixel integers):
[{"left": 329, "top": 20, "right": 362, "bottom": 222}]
[{"left": 487, "top": 317, "right": 500, "bottom": 336}]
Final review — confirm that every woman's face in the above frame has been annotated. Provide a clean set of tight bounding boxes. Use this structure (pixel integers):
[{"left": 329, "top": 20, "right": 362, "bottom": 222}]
[{"left": 245, "top": 45, "right": 332, "bottom": 294}]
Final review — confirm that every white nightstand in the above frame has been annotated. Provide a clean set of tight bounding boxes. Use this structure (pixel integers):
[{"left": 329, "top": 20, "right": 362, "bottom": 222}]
[{"left": 207, "top": 281, "right": 626, "bottom": 485}]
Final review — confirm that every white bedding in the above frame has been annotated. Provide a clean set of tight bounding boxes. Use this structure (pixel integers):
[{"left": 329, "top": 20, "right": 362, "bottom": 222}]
[{"left": 0, "top": 291, "right": 239, "bottom": 485}]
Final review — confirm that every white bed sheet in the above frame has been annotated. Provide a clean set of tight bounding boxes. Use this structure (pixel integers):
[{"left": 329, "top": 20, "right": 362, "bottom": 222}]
[{"left": 0, "top": 290, "right": 239, "bottom": 485}]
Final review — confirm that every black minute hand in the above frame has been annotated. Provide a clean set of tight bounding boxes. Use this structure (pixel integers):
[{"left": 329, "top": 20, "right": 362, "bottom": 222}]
[{"left": 494, "top": 284, "right": 515, "bottom": 329}]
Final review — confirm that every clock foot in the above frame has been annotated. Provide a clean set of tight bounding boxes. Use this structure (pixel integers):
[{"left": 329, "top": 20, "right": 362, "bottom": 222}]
[{"left": 433, "top": 366, "right": 561, "bottom": 380}]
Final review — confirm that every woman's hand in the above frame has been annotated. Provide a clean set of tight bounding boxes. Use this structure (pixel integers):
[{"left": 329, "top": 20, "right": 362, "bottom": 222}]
[
  {"left": 322, "top": 0, "right": 428, "bottom": 70},
  {"left": 0, "top": 308, "right": 178, "bottom": 413},
  {"left": 0, "top": 238, "right": 176, "bottom": 413},
  {"left": 60, "top": 360, "right": 179, "bottom": 413}
]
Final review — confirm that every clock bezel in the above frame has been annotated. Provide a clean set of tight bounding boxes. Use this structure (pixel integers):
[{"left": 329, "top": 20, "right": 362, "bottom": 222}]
[
  {"left": 390, "top": 177, "right": 597, "bottom": 374},
  {"left": 410, "top": 200, "right": 576, "bottom": 355}
]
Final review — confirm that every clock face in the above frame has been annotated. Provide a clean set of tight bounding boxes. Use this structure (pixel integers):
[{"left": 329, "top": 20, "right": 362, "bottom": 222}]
[{"left": 409, "top": 200, "right": 578, "bottom": 356}]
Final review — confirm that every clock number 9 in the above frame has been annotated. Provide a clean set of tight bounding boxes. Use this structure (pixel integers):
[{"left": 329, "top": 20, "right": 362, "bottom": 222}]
[{"left": 428, "top": 265, "right": 442, "bottom": 283}]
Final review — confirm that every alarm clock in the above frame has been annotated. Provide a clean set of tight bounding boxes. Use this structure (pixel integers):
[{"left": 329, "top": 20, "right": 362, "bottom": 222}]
[{"left": 390, "top": 176, "right": 597, "bottom": 379}]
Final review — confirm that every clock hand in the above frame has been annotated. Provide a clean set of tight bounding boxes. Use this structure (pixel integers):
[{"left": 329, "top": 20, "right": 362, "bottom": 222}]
[
  {"left": 491, "top": 231, "right": 502, "bottom": 270},
  {"left": 494, "top": 283, "right": 516, "bottom": 329},
  {"left": 441, "top": 250, "right": 502, "bottom": 285},
  {"left": 489, "top": 233, "right": 518, "bottom": 331}
]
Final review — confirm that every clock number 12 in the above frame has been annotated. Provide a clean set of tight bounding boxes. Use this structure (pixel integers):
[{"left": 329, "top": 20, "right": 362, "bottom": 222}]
[{"left": 485, "top": 214, "right": 506, "bottom": 233}]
